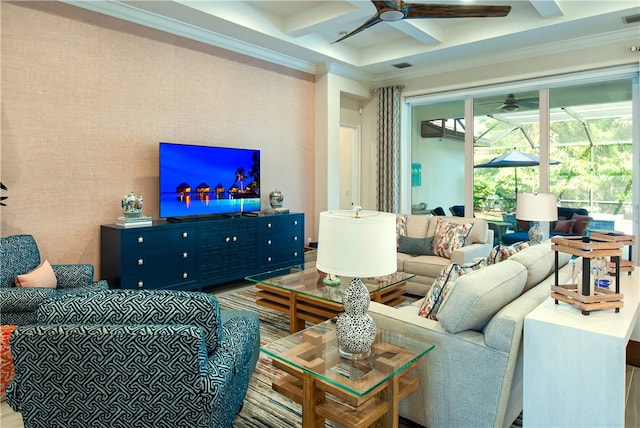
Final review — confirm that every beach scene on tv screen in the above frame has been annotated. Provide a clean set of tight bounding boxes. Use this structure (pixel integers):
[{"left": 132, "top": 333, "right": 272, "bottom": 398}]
[{"left": 160, "top": 143, "right": 260, "bottom": 218}]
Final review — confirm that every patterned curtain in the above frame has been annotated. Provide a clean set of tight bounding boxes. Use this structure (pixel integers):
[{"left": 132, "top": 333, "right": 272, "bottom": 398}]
[{"left": 376, "top": 85, "right": 403, "bottom": 213}]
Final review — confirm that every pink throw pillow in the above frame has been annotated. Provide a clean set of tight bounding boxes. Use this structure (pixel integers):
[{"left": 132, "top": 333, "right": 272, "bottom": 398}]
[
  {"left": 14, "top": 260, "right": 57, "bottom": 288},
  {"left": 554, "top": 219, "right": 575, "bottom": 233},
  {"left": 571, "top": 213, "right": 590, "bottom": 235}
]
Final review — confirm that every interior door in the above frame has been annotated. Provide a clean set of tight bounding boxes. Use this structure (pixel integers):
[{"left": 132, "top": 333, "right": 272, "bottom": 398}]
[{"left": 339, "top": 125, "right": 361, "bottom": 210}]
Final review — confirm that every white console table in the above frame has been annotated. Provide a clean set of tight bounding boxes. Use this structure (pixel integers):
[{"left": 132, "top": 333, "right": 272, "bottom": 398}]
[{"left": 523, "top": 268, "right": 639, "bottom": 427}]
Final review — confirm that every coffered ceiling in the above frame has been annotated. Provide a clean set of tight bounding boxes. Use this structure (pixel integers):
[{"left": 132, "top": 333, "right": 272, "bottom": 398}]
[{"left": 65, "top": 1, "right": 639, "bottom": 83}]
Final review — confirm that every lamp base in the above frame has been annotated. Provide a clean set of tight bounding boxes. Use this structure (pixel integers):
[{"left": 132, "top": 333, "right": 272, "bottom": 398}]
[
  {"left": 528, "top": 222, "right": 544, "bottom": 245},
  {"left": 335, "top": 278, "right": 376, "bottom": 360},
  {"left": 322, "top": 274, "right": 341, "bottom": 286}
]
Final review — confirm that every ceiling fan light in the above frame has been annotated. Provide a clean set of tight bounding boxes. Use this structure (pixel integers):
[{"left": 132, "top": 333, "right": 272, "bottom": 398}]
[
  {"left": 380, "top": 10, "right": 405, "bottom": 21},
  {"left": 502, "top": 105, "right": 519, "bottom": 112}
]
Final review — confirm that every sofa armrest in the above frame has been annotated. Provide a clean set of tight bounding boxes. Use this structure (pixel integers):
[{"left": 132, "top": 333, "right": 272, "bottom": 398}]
[
  {"left": 450, "top": 231, "right": 493, "bottom": 264},
  {"left": 51, "top": 264, "right": 94, "bottom": 288}
]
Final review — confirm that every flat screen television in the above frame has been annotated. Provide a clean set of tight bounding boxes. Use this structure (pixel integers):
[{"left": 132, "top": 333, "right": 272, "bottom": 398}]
[{"left": 159, "top": 142, "right": 260, "bottom": 219}]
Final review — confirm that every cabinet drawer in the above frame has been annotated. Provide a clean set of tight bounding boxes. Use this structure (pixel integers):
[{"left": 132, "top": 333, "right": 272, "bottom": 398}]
[
  {"left": 120, "top": 266, "right": 197, "bottom": 290},
  {"left": 122, "top": 226, "right": 196, "bottom": 250},
  {"left": 258, "top": 247, "right": 303, "bottom": 268},
  {"left": 121, "top": 249, "right": 195, "bottom": 275}
]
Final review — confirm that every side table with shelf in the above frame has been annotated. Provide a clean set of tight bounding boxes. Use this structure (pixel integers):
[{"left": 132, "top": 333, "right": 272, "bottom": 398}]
[{"left": 261, "top": 319, "right": 434, "bottom": 428}]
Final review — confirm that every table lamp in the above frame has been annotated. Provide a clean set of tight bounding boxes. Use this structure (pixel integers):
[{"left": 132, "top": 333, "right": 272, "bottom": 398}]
[
  {"left": 515, "top": 193, "right": 558, "bottom": 245},
  {"left": 316, "top": 208, "right": 397, "bottom": 360}
]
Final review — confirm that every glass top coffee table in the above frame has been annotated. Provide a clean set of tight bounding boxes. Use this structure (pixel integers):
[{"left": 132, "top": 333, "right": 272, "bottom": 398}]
[
  {"left": 246, "top": 262, "right": 415, "bottom": 333},
  {"left": 261, "top": 318, "right": 435, "bottom": 428}
]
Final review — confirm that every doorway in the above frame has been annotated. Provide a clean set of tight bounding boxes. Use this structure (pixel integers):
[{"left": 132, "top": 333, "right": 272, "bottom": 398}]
[{"left": 339, "top": 124, "right": 361, "bottom": 210}]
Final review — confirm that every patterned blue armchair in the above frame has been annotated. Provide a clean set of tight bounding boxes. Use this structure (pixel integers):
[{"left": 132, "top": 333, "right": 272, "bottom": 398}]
[
  {"left": 7, "top": 289, "right": 260, "bottom": 428},
  {"left": 0, "top": 234, "right": 109, "bottom": 325}
]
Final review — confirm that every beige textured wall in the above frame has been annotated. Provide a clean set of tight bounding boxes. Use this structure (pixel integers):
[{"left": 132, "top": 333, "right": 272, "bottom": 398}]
[{"left": 1, "top": 1, "right": 315, "bottom": 279}]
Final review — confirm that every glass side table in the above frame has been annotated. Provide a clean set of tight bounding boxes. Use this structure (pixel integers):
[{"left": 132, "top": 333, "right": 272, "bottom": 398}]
[
  {"left": 247, "top": 262, "right": 415, "bottom": 333},
  {"left": 261, "top": 319, "right": 435, "bottom": 428}
]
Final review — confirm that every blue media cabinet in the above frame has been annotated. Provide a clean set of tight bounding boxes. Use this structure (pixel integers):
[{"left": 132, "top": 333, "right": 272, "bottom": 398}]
[{"left": 100, "top": 213, "right": 304, "bottom": 291}]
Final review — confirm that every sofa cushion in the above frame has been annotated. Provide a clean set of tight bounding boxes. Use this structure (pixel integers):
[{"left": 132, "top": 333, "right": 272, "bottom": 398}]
[
  {"left": 399, "top": 236, "right": 434, "bottom": 256},
  {"left": 571, "top": 213, "right": 591, "bottom": 235},
  {"left": 403, "top": 255, "right": 450, "bottom": 280},
  {"left": 507, "top": 244, "right": 557, "bottom": 292},
  {"left": 418, "top": 258, "right": 487, "bottom": 319},
  {"left": 437, "top": 260, "right": 527, "bottom": 333},
  {"left": 406, "top": 214, "right": 430, "bottom": 238},
  {"left": 487, "top": 242, "right": 529, "bottom": 265},
  {"left": 14, "top": 260, "right": 57, "bottom": 288},
  {"left": 432, "top": 218, "right": 473, "bottom": 258}
]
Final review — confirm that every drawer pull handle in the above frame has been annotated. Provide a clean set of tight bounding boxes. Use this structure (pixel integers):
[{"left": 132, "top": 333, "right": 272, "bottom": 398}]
[
  {"left": 137, "top": 258, "right": 144, "bottom": 266},
  {"left": 267, "top": 223, "right": 272, "bottom": 228},
  {"left": 293, "top": 236, "right": 298, "bottom": 241},
  {"left": 293, "top": 252, "right": 298, "bottom": 257},
  {"left": 232, "top": 236, "right": 237, "bottom": 242},
  {"left": 137, "top": 236, "right": 144, "bottom": 243},
  {"left": 267, "top": 239, "right": 272, "bottom": 245},
  {"left": 137, "top": 281, "right": 144, "bottom": 288},
  {"left": 182, "top": 232, "right": 188, "bottom": 238},
  {"left": 182, "top": 252, "right": 188, "bottom": 258},
  {"left": 182, "top": 272, "right": 188, "bottom": 279},
  {"left": 225, "top": 237, "right": 231, "bottom": 243},
  {"left": 293, "top": 220, "right": 298, "bottom": 225},
  {"left": 267, "top": 257, "right": 272, "bottom": 262}
]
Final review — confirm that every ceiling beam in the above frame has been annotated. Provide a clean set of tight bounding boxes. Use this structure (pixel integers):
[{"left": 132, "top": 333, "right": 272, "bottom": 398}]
[{"left": 528, "top": 0, "right": 564, "bottom": 18}]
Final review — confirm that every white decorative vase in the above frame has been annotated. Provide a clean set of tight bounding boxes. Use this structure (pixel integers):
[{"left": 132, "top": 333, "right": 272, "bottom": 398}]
[{"left": 121, "top": 192, "right": 144, "bottom": 218}]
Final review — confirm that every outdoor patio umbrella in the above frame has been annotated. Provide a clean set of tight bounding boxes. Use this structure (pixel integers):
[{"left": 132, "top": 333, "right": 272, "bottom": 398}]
[{"left": 474, "top": 150, "right": 560, "bottom": 195}]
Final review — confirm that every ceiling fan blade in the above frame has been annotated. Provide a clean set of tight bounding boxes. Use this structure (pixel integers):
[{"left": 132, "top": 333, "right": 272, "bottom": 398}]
[
  {"left": 405, "top": 4, "right": 511, "bottom": 18},
  {"left": 332, "top": 15, "right": 383, "bottom": 43},
  {"left": 373, "top": 0, "right": 400, "bottom": 11}
]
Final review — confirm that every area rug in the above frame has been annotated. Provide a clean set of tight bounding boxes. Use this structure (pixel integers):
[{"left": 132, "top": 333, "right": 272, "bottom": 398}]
[{"left": 215, "top": 283, "right": 522, "bottom": 428}]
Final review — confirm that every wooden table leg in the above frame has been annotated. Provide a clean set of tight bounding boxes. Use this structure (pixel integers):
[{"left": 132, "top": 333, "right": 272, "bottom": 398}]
[
  {"left": 289, "top": 293, "right": 306, "bottom": 333},
  {"left": 302, "top": 372, "right": 325, "bottom": 428}
]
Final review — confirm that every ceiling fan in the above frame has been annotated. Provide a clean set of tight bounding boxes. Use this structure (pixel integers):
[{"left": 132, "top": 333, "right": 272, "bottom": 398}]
[
  {"left": 333, "top": 0, "right": 512, "bottom": 43},
  {"left": 493, "top": 94, "right": 539, "bottom": 112}
]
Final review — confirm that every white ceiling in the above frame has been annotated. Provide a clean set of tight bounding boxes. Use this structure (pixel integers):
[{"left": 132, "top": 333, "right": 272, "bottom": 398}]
[{"left": 64, "top": 0, "right": 640, "bottom": 83}]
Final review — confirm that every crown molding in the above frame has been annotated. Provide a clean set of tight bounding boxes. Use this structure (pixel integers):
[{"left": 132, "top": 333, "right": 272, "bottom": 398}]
[{"left": 61, "top": 1, "right": 319, "bottom": 75}]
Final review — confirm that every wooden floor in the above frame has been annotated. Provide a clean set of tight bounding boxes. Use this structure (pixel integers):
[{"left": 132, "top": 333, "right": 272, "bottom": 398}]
[{"left": 2, "top": 365, "right": 640, "bottom": 427}]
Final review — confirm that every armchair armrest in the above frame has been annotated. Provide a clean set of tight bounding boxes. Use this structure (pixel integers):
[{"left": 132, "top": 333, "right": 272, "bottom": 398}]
[
  {"left": 51, "top": 264, "right": 95, "bottom": 288},
  {"left": 0, "top": 287, "right": 57, "bottom": 312},
  {"left": 450, "top": 230, "right": 494, "bottom": 264}
]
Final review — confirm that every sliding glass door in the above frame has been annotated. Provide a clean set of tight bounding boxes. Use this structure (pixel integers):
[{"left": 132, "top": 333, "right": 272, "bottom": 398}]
[{"left": 407, "top": 68, "right": 638, "bottom": 261}]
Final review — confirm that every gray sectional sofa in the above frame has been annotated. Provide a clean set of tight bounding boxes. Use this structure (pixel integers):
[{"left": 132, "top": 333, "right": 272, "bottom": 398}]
[
  {"left": 369, "top": 242, "right": 572, "bottom": 428},
  {"left": 397, "top": 215, "right": 494, "bottom": 295}
]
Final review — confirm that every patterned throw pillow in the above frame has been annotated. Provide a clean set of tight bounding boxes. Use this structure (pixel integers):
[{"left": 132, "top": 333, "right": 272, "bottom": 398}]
[
  {"left": 396, "top": 214, "right": 408, "bottom": 249},
  {"left": 418, "top": 258, "right": 487, "bottom": 319},
  {"left": 432, "top": 218, "right": 473, "bottom": 258},
  {"left": 487, "top": 242, "right": 529, "bottom": 265}
]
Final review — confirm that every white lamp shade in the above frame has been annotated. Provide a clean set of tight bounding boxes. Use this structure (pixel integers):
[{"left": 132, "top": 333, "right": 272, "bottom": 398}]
[
  {"left": 316, "top": 210, "right": 397, "bottom": 278},
  {"left": 516, "top": 193, "right": 558, "bottom": 221}
]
